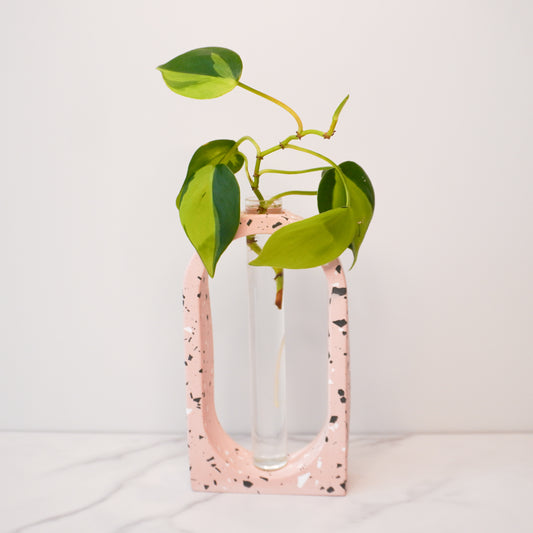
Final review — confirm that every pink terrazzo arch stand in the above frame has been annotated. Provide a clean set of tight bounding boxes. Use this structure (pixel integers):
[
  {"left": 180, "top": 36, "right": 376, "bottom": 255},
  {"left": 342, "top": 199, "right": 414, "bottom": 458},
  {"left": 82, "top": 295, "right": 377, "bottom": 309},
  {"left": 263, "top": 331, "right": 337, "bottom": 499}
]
[{"left": 182, "top": 210, "right": 350, "bottom": 496}]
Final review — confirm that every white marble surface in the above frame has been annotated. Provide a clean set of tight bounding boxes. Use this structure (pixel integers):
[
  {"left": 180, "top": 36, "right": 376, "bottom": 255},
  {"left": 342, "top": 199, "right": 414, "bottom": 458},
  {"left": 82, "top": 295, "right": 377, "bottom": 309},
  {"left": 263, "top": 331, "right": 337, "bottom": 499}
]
[{"left": 1, "top": 433, "right": 532, "bottom": 533}]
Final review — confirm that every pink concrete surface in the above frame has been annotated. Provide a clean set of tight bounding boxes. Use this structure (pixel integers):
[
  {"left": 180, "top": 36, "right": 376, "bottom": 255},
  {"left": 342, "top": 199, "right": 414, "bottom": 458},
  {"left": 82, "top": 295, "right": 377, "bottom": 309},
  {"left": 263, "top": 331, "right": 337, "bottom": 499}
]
[{"left": 182, "top": 211, "right": 350, "bottom": 495}]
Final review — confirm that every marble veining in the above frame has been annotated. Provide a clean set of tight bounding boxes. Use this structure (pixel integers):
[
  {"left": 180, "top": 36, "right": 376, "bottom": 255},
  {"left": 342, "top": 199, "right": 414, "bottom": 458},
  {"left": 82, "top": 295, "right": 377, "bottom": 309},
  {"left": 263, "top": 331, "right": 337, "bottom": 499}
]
[
  {"left": 48, "top": 437, "right": 185, "bottom": 473},
  {"left": 1, "top": 433, "right": 533, "bottom": 532}
]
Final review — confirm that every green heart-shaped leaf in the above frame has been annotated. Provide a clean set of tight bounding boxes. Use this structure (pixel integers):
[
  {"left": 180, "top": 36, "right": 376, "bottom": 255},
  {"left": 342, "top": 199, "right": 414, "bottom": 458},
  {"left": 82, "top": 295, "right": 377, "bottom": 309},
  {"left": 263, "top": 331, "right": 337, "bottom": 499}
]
[
  {"left": 179, "top": 164, "right": 240, "bottom": 276},
  {"left": 177, "top": 140, "right": 244, "bottom": 207},
  {"left": 157, "top": 47, "right": 243, "bottom": 99},
  {"left": 249, "top": 207, "right": 356, "bottom": 269},
  {"left": 317, "top": 161, "right": 374, "bottom": 267}
]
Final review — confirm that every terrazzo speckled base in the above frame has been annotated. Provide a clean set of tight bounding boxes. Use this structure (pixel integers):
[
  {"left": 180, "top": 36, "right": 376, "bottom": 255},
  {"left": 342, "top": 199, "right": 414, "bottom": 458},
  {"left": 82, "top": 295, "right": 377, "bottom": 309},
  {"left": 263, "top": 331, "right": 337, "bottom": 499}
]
[{"left": 182, "top": 210, "right": 350, "bottom": 496}]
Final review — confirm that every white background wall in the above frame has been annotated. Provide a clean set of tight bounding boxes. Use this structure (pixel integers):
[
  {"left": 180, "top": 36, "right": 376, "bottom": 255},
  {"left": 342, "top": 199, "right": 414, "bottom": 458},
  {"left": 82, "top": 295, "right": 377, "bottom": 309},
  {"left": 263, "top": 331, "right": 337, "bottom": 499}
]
[{"left": 1, "top": 0, "right": 532, "bottom": 434}]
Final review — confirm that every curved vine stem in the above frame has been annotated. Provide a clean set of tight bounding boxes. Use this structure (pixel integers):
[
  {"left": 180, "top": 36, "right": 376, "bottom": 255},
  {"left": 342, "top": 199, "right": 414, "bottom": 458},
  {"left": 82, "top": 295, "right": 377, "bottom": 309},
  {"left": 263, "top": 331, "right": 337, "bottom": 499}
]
[
  {"left": 260, "top": 130, "right": 327, "bottom": 158},
  {"left": 237, "top": 82, "right": 303, "bottom": 134},
  {"left": 241, "top": 153, "right": 264, "bottom": 203},
  {"left": 240, "top": 153, "right": 254, "bottom": 188},
  {"left": 236, "top": 135, "right": 261, "bottom": 156},
  {"left": 325, "top": 94, "right": 350, "bottom": 138},
  {"left": 247, "top": 234, "right": 284, "bottom": 309},
  {"left": 283, "top": 144, "right": 338, "bottom": 167},
  {"left": 283, "top": 144, "right": 350, "bottom": 204},
  {"left": 234, "top": 94, "right": 350, "bottom": 208},
  {"left": 265, "top": 189, "right": 317, "bottom": 208},
  {"left": 259, "top": 166, "right": 329, "bottom": 177},
  {"left": 235, "top": 136, "right": 265, "bottom": 204}
]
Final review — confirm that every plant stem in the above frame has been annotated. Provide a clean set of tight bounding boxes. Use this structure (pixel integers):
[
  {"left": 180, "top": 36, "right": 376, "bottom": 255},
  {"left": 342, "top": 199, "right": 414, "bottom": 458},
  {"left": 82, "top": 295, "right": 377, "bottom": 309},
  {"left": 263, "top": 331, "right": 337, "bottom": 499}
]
[
  {"left": 283, "top": 144, "right": 351, "bottom": 204},
  {"left": 236, "top": 135, "right": 261, "bottom": 156},
  {"left": 234, "top": 96, "right": 350, "bottom": 209},
  {"left": 237, "top": 82, "right": 304, "bottom": 134},
  {"left": 247, "top": 235, "right": 284, "bottom": 309},
  {"left": 246, "top": 234, "right": 263, "bottom": 256},
  {"left": 259, "top": 129, "right": 326, "bottom": 158},
  {"left": 257, "top": 95, "right": 350, "bottom": 158},
  {"left": 274, "top": 268, "right": 283, "bottom": 310},
  {"left": 259, "top": 166, "right": 330, "bottom": 176},
  {"left": 325, "top": 94, "right": 350, "bottom": 138},
  {"left": 283, "top": 144, "right": 338, "bottom": 168},
  {"left": 235, "top": 92, "right": 351, "bottom": 206},
  {"left": 265, "top": 190, "right": 317, "bottom": 208},
  {"left": 235, "top": 136, "right": 266, "bottom": 206},
  {"left": 240, "top": 153, "right": 255, "bottom": 188},
  {"left": 252, "top": 186, "right": 265, "bottom": 205}
]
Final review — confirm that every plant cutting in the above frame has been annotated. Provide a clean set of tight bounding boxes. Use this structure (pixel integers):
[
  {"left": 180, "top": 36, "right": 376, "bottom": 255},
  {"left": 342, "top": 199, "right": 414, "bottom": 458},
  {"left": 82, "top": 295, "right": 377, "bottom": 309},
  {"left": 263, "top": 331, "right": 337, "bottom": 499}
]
[
  {"left": 158, "top": 46, "right": 375, "bottom": 492},
  {"left": 157, "top": 46, "right": 375, "bottom": 292}
]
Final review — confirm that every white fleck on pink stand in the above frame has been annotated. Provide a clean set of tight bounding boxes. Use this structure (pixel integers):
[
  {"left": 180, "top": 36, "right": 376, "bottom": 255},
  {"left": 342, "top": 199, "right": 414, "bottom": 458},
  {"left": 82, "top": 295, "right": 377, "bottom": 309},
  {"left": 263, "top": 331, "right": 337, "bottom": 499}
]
[{"left": 182, "top": 211, "right": 350, "bottom": 496}]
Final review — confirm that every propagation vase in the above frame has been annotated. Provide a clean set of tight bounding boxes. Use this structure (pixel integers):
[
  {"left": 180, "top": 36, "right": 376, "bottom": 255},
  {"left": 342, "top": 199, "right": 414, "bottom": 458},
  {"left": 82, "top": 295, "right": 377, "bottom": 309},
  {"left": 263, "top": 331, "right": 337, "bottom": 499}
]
[{"left": 182, "top": 206, "right": 350, "bottom": 496}]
